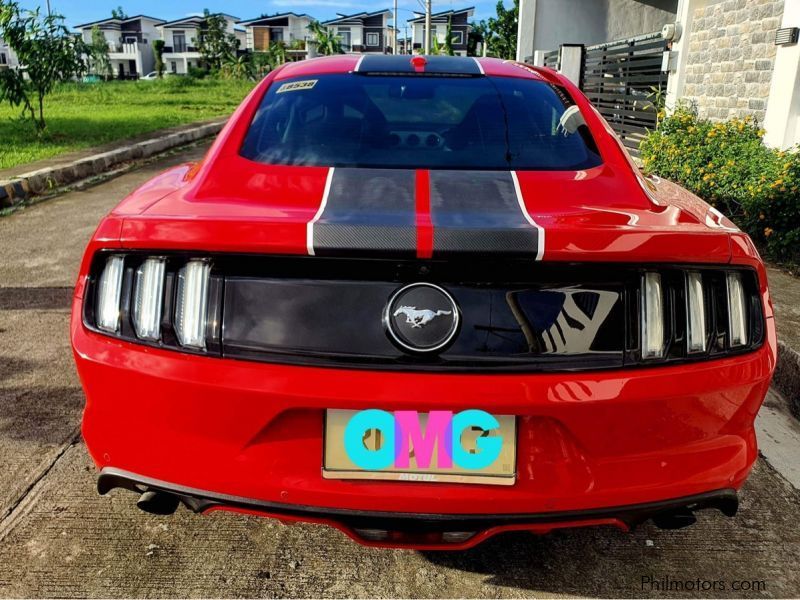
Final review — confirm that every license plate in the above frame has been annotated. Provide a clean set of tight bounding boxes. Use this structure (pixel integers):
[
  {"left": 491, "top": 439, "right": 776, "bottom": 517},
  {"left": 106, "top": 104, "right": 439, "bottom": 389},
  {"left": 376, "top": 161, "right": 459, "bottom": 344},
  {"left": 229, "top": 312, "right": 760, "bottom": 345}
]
[{"left": 323, "top": 410, "right": 516, "bottom": 486}]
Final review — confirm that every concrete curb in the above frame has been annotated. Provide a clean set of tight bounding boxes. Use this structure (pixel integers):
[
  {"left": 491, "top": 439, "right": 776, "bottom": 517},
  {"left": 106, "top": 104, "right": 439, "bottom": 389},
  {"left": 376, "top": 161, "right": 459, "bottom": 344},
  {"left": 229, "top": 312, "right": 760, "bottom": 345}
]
[
  {"left": 0, "top": 120, "right": 225, "bottom": 208},
  {"left": 774, "top": 340, "right": 800, "bottom": 421}
]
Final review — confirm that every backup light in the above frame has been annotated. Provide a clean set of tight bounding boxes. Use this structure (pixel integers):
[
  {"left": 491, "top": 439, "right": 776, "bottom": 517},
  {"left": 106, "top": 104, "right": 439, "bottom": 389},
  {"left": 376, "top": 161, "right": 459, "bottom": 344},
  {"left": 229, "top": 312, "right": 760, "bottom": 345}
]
[
  {"left": 133, "top": 257, "right": 166, "bottom": 341},
  {"left": 96, "top": 255, "right": 125, "bottom": 333},
  {"left": 175, "top": 260, "right": 211, "bottom": 349},
  {"left": 641, "top": 272, "right": 665, "bottom": 359},
  {"left": 685, "top": 271, "right": 707, "bottom": 353},
  {"left": 727, "top": 271, "right": 748, "bottom": 347}
]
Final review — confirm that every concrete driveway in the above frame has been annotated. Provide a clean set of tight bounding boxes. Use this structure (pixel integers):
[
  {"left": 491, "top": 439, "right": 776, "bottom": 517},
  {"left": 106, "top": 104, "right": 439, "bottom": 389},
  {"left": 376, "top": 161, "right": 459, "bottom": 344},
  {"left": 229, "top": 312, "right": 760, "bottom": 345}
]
[{"left": 1, "top": 144, "right": 798, "bottom": 599}]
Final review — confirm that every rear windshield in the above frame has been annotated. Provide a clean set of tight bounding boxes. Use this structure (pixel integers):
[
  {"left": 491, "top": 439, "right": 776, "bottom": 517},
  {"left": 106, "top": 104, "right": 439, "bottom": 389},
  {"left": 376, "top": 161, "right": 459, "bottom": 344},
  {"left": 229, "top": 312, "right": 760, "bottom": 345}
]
[{"left": 240, "top": 74, "right": 602, "bottom": 171}]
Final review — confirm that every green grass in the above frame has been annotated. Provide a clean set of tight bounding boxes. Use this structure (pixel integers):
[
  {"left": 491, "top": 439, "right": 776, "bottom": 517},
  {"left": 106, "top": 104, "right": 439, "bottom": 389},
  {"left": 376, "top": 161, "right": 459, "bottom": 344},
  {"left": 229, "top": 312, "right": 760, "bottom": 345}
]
[{"left": 0, "top": 78, "right": 256, "bottom": 171}]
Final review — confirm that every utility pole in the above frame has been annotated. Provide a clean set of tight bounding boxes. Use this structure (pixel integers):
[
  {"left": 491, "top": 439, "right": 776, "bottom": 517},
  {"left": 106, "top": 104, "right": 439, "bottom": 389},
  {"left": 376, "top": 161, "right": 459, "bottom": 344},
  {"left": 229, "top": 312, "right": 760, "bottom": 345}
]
[
  {"left": 46, "top": 0, "right": 51, "bottom": 16},
  {"left": 393, "top": 0, "right": 398, "bottom": 55},
  {"left": 424, "top": 0, "right": 431, "bottom": 54}
]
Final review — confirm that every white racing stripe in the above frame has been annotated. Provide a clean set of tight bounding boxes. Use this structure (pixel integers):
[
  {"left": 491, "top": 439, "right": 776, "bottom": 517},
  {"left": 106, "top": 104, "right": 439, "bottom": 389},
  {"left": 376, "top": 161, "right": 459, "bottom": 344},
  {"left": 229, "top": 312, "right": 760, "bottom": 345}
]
[
  {"left": 510, "top": 170, "right": 545, "bottom": 261},
  {"left": 353, "top": 55, "right": 366, "bottom": 72},
  {"left": 307, "top": 167, "right": 335, "bottom": 256},
  {"left": 472, "top": 57, "right": 485, "bottom": 75}
]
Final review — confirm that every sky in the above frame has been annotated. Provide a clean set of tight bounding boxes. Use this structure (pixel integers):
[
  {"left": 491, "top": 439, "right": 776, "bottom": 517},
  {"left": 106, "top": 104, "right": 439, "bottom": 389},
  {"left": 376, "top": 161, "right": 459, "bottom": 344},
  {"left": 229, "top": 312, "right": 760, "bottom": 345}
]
[{"left": 26, "top": 0, "right": 507, "bottom": 28}]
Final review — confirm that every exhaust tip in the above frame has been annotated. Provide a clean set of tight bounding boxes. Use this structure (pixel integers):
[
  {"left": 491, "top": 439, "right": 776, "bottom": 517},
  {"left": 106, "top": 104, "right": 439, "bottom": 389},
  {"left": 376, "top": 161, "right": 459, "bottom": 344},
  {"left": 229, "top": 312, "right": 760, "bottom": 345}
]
[
  {"left": 652, "top": 509, "right": 697, "bottom": 530},
  {"left": 136, "top": 490, "right": 180, "bottom": 515}
]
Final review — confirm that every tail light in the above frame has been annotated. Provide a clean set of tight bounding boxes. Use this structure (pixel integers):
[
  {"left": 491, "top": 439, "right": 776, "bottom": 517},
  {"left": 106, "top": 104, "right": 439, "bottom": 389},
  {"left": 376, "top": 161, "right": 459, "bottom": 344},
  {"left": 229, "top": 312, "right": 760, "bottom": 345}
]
[
  {"left": 95, "top": 255, "right": 125, "bottom": 333},
  {"left": 132, "top": 257, "right": 166, "bottom": 341}
]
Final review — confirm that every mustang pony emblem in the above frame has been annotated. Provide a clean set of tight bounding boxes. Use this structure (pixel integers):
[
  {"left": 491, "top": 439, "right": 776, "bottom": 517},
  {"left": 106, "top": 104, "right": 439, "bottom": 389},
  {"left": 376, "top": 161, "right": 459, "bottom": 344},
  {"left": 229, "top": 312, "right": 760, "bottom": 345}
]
[{"left": 393, "top": 306, "right": 452, "bottom": 329}]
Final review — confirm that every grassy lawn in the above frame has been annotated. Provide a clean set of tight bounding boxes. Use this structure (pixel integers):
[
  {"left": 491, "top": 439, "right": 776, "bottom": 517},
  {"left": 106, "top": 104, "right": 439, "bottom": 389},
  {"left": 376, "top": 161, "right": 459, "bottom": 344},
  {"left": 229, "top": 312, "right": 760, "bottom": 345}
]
[{"left": 0, "top": 78, "right": 256, "bottom": 171}]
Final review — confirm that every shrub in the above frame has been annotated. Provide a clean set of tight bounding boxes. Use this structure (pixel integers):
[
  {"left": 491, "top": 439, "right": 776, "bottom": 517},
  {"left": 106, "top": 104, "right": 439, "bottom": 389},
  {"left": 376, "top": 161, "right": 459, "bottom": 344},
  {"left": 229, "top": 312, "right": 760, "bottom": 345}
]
[
  {"left": 187, "top": 66, "right": 209, "bottom": 80},
  {"left": 640, "top": 106, "right": 800, "bottom": 265}
]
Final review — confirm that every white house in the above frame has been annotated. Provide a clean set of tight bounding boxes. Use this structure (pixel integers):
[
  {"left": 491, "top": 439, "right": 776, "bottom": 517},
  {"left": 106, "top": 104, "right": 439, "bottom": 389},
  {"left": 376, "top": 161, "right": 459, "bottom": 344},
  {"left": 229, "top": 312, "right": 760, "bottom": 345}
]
[
  {"left": 237, "top": 12, "right": 313, "bottom": 52},
  {"left": 408, "top": 7, "right": 474, "bottom": 56},
  {"left": 322, "top": 9, "right": 393, "bottom": 54},
  {"left": 75, "top": 15, "right": 165, "bottom": 78},
  {"left": 0, "top": 36, "right": 19, "bottom": 69},
  {"left": 518, "top": 0, "right": 800, "bottom": 150},
  {"left": 159, "top": 13, "right": 240, "bottom": 75}
]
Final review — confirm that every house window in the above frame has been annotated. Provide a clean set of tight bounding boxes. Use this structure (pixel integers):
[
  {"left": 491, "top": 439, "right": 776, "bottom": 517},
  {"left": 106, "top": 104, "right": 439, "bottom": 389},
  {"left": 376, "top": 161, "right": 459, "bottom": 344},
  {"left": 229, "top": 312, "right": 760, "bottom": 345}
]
[
  {"left": 173, "top": 31, "right": 186, "bottom": 53},
  {"left": 451, "top": 30, "right": 464, "bottom": 45},
  {"left": 270, "top": 27, "right": 284, "bottom": 43},
  {"left": 337, "top": 27, "right": 351, "bottom": 50},
  {"left": 366, "top": 32, "right": 379, "bottom": 47},
  {"left": 0, "top": 53, "right": 6, "bottom": 65},
  {"left": 171, "top": 61, "right": 177, "bottom": 73}
]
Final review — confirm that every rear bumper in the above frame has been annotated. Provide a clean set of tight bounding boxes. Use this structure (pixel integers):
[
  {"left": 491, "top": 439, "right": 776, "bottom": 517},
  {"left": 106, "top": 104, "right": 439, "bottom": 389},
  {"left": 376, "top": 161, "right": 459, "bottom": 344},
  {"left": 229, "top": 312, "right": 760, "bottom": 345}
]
[
  {"left": 73, "top": 298, "right": 776, "bottom": 547},
  {"left": 98, "top": 466, "right": 739, "bottom": 549}
]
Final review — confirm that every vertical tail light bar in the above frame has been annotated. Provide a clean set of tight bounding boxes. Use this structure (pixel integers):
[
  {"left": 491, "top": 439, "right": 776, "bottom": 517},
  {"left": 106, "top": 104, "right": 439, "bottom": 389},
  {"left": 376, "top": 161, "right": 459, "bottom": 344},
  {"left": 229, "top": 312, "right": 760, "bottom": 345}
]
[
  {"left": 133, "top": 257, "right": 166, "bottom": 341},
  {"left": 96, "top": 255, "right": 125, "bottom": 333},
  {"left": 685, "top": 271, "right": 707, "bottom": 353},
  {"left": 726, "top": 271, "right": 748, "bottom": 347},
  {"left": 641, "top": 272, "right": 665, "bottom": 359},
  {"left": 175, "top": 260, "right": 211, "bottom": 349}
]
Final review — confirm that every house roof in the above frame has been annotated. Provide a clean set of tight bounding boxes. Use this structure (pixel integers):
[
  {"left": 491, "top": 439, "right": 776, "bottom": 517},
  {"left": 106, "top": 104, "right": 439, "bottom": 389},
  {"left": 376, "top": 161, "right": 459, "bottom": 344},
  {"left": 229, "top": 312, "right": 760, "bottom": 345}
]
[
  {"left": 74, "top": 15, "right": 166, "bottom": 29},
  {"left": 406, "top": 7, "right": 474, "bottom": 24},
  {"left": 161, "top": 13, "right": 240, "bottom": 28},
  {"left": 322, "top": 9, "right": 392, "bottom": 26},
  {"left": 237, "top": 12, "right": 313, "bottom": 26}
]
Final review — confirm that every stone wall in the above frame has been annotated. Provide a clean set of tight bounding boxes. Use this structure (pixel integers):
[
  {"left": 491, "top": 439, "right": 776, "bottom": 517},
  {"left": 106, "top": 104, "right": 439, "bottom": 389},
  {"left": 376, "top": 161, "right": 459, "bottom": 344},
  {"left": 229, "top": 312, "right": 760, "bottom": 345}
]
[{"left": 683, "top": 0, "right": 785, "bottom": 123}]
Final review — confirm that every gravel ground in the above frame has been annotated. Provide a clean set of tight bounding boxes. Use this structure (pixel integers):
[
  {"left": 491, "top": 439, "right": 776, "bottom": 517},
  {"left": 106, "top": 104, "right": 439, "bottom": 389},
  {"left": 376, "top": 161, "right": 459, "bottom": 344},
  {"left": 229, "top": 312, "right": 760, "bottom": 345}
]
[{"left": 0, "top": 144, "right": 798, "bottom": 598}]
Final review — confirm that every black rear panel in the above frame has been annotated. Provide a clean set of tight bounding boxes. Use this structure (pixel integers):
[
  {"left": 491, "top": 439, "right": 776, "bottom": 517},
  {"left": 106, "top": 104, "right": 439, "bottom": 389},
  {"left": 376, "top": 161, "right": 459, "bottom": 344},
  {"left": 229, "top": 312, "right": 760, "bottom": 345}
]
[
  {"left": 83, "top": 253, "right": 765, "bottom": 373},
  {"left": 220, "top": 257, "right": 629, "bottom": 371}
]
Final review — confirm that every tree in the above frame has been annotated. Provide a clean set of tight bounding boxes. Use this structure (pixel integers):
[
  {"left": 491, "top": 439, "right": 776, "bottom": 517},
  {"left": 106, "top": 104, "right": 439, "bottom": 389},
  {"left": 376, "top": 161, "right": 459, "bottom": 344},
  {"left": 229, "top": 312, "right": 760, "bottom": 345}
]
[
  {"left": 442, "top": 17, "right": 455, "bottom": 56},
  {"left": 307, "top": 20, "right": 341, "bottom": 56},
  {"left": 89, "top": 25, "right": 112, "bottom": 78},
  {"left": 111, "top": 6, "right": 127, "bottom": 19},
  {"left": 196, "top": 9, "right": 239, "bottom": 72},
  {"left": 0, "top": 2, "right": 88, "bottom": 131},
  {"left": 467, "top": 22, "right": 488, "bottom": 56},
  {"left": 470, "top": 0, "right": 518, "bottom": 59},
  {"left": 219, "top": 54, "right": 253, "bottom": 80},
  {"left": 153, "top": 39, "right": 165, "bottom": 78}
]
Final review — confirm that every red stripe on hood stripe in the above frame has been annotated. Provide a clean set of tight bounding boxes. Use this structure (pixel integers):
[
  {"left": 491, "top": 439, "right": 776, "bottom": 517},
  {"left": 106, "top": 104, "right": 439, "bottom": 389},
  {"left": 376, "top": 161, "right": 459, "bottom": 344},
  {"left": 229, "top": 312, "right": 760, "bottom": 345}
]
[{"left": 415, "top": 169, "right": 433, "bottom": 259}]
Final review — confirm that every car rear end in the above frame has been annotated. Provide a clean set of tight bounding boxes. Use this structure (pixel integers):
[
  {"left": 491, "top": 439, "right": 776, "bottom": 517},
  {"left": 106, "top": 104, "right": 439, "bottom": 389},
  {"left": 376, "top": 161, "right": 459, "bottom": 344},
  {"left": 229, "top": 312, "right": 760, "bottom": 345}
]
[{"left": 72, "top": 56, "right": 776, "bottom": 550}]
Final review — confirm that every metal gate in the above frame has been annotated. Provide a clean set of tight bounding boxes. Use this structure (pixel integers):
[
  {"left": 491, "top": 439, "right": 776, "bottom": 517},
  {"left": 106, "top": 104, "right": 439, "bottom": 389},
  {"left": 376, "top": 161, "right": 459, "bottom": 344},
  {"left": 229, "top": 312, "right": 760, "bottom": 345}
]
[
  {"left": 581, "top": 32, "right": 669, "bottom": 156},
  {"left": 542, "top": 48, "right": 560, "bottom": 70}
]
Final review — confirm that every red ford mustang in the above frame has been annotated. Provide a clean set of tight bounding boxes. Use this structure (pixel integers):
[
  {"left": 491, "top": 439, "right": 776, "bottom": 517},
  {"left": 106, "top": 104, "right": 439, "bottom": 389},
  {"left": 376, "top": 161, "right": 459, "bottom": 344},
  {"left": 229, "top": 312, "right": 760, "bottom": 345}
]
[{"left": 72, "top": 55, "right": 776, "bottom": 550}]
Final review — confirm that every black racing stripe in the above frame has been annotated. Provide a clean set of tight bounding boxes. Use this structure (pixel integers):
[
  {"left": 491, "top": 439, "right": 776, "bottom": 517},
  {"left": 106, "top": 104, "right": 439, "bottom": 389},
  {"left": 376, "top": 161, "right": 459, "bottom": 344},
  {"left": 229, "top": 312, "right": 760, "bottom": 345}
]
[
  {"left": 357, "top": 55, "right": 414, "bottom": 73},
  {"left": 356, "top": 55, "right": 482, "bottom": 76},
  {"left": 313, "top": 168, "right": 416, "bottom": 257},
  {"left": 423, "top": 56, "right": 482, "bottom": 75},
  {"left": 428, "top": 171, "right": 539, "bottom": 256}
]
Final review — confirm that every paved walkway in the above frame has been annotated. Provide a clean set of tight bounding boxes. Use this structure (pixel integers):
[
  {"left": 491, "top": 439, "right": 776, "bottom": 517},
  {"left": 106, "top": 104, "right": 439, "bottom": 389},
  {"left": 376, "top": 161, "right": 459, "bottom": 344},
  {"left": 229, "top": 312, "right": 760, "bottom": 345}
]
[{"left": 0, "top": 148, "right": 798, "bottom": 597}]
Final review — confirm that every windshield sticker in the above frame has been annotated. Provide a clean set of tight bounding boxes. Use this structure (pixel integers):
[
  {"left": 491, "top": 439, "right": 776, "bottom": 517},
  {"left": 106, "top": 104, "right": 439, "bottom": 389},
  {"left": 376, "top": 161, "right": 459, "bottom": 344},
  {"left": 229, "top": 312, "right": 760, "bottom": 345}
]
[{"left": 277, "top": 80, "right": 318, "bottom": 93}]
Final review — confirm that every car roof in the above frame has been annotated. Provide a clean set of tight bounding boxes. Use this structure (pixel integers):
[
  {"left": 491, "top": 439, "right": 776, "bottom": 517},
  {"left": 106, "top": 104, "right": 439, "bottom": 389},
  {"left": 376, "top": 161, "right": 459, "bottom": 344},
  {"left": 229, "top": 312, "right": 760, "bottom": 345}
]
[{"left": 272, "top": 55, "right": 558, "bottom": 84}]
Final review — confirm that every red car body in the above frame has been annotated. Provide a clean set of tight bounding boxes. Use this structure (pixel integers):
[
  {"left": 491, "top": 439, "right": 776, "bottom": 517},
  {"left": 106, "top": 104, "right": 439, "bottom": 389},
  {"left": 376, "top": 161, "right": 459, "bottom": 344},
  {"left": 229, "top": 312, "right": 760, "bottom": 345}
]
[{"left": 72, "top": 56, "right": 776, "bottom": 551}]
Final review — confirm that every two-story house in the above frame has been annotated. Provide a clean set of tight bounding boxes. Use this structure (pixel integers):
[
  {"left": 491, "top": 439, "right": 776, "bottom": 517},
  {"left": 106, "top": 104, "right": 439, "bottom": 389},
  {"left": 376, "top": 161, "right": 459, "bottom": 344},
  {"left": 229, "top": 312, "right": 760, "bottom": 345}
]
[
  {"left": 237, "top": 12, "right": 313, "bottom": 56},
  {"left": 75, "top": 15, "right": 165, "bottom": 79},
  {"left": 322, "top": 9, "right": 393, "bottom": 54},
  {"left": 159, "top": 13, "right": 241, "bottom": 75},
  {"left": 409, "top": 7, "right": 473, "bottom": 56}
]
